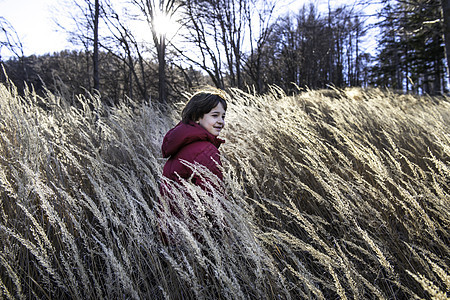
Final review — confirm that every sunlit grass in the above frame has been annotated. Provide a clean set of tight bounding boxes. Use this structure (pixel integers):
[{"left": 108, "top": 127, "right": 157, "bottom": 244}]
[{"left": 0, "top": 80, "right": 449, "bottom": 299}]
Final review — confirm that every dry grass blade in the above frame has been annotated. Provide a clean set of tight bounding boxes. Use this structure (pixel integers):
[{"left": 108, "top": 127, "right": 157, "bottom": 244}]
[{"left": 0, "top": 82, "right": 449, "bottom": 299}]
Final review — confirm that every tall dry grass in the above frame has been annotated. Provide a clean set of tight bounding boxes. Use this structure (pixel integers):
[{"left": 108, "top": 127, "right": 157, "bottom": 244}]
[{"left": 0, "top": 79, "right": 449, "bottom": 299}]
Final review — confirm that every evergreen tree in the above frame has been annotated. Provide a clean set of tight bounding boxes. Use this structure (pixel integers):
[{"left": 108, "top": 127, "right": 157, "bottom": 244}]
[{"left": 372, "top": 0, "right": 446, "bottom": 94}]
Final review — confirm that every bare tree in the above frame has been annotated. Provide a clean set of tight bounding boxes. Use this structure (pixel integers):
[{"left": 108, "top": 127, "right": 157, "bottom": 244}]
[
  {"left": 56, "top": 0, "right": 154, "bottom": 100},
  {"left": 0, "top": 17, "right": 26, "bottom": 83},
  {"left": 243, "top": 0, "right": 277, "bottom": 92},
  {"left": 101, "top": 0, "right": 153, "bottom": 101},
  {"left": 57, "top": 0, "right": 103, "bottom": 93},
  {"left": 131, "top": 0, "right": 182, "bottom": 103},
  {"left": 0, "top": 17, "right": 24, "bottom": 61},
  {"left": 178, "top": 0, "right": 256, "bottom": 89},
  {"left": 93, "top": 0, "right": 100, "bottom": 91},
  {"left": 176, "top": 0, "right": 225, "bottom": 88}
]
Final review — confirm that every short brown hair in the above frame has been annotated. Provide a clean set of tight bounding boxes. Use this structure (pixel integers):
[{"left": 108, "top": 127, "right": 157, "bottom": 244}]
[{"left": 181, "top": 92, "right": 227, "bottom": 123}]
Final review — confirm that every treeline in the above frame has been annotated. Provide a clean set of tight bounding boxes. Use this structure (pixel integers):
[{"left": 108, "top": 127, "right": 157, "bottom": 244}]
[
  {"left": 1, "top": 50, "right": 207, "bottom": 104},
  {"left": 1, "top": 0, "right": 448, "bottom": 103},
  {"left": 255, "top": 4, "right": 370, "bottom": 93},
  {"left": 373, "top": 0, "right": 447, "bottom": 94}
]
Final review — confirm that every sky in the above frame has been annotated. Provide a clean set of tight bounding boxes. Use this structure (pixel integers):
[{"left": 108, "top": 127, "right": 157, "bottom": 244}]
[
  {"left": 0, "top": 0, "right": 381, "bottom": 59},
  {"left": 0, "top": 0, "right": 71, "bottom": 57}
]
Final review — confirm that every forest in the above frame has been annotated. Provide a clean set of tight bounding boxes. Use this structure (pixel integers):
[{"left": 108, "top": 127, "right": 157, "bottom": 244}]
[{"left": 1, "top": 0, "right": 449, "bottom": 103}]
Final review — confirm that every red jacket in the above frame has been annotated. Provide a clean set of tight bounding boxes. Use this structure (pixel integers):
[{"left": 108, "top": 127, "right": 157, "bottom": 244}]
[{"left": 161, "top": 121, "right": 225, "bottom": 189}]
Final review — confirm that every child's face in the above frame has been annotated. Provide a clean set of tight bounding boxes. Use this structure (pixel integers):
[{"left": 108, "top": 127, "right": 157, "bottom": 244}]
[{"left": 197, "top": 102, "right": 226, "bottom": 136}]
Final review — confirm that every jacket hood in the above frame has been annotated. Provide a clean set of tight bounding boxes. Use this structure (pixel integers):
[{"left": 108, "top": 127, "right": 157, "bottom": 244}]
[{"left": 161, "top": 121, "right": 225, "bottom": 158}]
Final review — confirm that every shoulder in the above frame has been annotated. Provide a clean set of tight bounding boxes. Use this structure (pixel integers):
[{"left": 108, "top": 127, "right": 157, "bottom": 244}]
[
  {"left": 162, "top": 121, "right": 224, "bottom": 158},
  {"left": 179, "top": 140, "right": 219, "bottom": 160}
]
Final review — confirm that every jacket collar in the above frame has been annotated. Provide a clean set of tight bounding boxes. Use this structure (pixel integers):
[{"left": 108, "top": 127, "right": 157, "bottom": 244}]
[
  {"left": 162, "top": 121, "right": 225, "bottom": 158},
  {"left": 188, "top": 121, "right": 225, "bottom": 148}
]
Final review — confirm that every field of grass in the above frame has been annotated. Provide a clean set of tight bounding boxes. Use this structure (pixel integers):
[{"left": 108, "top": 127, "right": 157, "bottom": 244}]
[{"left": 0, "top": 80, "right": 449, "bottom": 299}]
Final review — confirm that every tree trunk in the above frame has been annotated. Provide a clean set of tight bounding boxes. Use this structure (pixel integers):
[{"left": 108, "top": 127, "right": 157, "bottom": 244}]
[
  {"left": 93, "top": 0, "right": 100, "bottom": 91},
  {"left": 441, "top": 0, "right": 450, "bottom": 90},
  {"left": 157, "top": 35, "right": 167, "bottom": 104}
]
